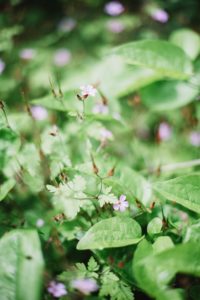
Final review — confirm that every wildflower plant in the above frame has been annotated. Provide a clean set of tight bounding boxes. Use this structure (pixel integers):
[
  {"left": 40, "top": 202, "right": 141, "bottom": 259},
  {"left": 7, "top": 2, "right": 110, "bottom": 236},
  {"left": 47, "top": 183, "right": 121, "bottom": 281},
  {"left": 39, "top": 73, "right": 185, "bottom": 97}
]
[{"left": 0, "top": 2, "right": 200, "bottom": 300}]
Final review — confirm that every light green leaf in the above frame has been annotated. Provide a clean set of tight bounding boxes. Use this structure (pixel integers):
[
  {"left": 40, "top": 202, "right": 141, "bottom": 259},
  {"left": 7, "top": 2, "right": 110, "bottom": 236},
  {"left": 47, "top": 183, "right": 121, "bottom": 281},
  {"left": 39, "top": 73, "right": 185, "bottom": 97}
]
[
  {"left": 154, "top": 173, "right": 200, "bottom": 213},
  {"left": 0, "top": 230, "right": 44, "bottom": 300},
  {"left": 0, "top": 179, "right": 15, "bottom": 201},
  {"left": 113, "top": 40, "right": 193, "bottom": 79},
  {"left": 170, "top": 28, "right": 200, "bottom": 60},
  {"left": 141, "top": 80, "right": 198, "bottom": 111},
  {"left": 133, "top": 241, "right": 200, "bottom": 300},
  {"left": 147, "top": 217, "right": 163, "bottom": 235},
  {"left": 77, "top": 216, "right": 142, "bottom": 250},
  {"left": 153, "top": 236, "right": 174, "bottom": 254}
]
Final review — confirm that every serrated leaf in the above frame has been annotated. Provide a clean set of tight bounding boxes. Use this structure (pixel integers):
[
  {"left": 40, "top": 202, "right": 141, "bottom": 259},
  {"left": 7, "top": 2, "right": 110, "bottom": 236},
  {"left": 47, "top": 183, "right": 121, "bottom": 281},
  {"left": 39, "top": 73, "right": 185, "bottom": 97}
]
[
  {"left": 77, "top": 216, "right": 142, "bottom": 250},
  {"left": 0, "top": 179, "right": 15, "bottom": 201},
  {"left": 0, "top": 230, "right": 44, "bottom": 300},
  {"left": 154, "top": 173, "right": 200, "bottom": 213},
  {"left": 113, "top": 40, "right": 193, "bottom": 80}
]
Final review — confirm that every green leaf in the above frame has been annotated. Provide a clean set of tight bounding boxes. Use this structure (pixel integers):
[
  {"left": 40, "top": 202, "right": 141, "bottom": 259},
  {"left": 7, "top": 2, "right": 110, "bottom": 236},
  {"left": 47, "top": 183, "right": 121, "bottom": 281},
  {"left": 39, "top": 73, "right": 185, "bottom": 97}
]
[
  {"left": 77, "top": 216, "right": 142, "bottom": 250},
  {"left": 170, "top": 28, "right": 200, "bottom": 60},
  {"left": 154, "top": 173, "right": 200, "bottom": 213},
  {"left": 153, "top": 236, "right": 174, "bottom": 254},
  {"left": 112, "top": 40, "right": 193, "bottom": 79},
  {"left": 133, "top": 241, "right": 200, "bottom": 300},
  {"left": 0, "top": 230, "right": 44, "bottom": 300},
  {"left": 147, "top": 217, "right": 163, "bottom": 235},
  {"left": 141, "top": 80, "right": 198, "bottom": 111},
  {"left": 0, "top": 179, "right": 15, "bottom": 201}
]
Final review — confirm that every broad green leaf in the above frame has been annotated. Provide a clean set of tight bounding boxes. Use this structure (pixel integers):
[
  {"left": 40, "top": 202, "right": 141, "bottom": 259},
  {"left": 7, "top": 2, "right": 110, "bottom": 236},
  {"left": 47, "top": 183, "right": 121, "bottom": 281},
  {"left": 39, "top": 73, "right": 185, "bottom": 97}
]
[
  {"left": 133, "top": 240, "right": 200, "bottom": 300},
  {"left": 0, "top": 230, "right": 44, "bottom": 300},
  {"left": 140, "top": 80, "right": 198, "bottom": 111},
  {"left": 77, "top": 216, "right": 142, "bottom": 250},
  {"left": 153, "top": 236, "right": 174, "bottom": 253},
  {"left": 113, "top": 40, "right": 193, "bottom": 79},
  {"left": 0, "top": 179, "right": 16, "bottom": 201},
  {"left": 170, "top": 28, "right": 200, "bottom": 60},
  {"left": 147, "top": 217, "right": 162, "bottom": 235},
  {"left": 154, "top": 174, "right": 200, "bottom": 213}
]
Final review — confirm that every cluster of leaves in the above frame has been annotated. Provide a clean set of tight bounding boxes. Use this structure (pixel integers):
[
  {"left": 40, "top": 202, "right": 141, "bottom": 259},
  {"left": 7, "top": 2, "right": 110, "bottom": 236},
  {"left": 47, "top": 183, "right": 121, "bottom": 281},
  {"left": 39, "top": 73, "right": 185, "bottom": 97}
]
[{"left": 0, "top": 1, "right": 200, "bottom": 300}]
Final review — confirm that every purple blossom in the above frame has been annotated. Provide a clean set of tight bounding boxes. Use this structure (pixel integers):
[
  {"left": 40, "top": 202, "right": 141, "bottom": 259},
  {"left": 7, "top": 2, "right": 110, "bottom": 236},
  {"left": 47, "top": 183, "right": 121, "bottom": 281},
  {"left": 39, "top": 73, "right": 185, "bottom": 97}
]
[
  {"left": 0, "top": 58, "right": 5, "bottom": 74},
  {"left": 104, "top": 1, "right": 125, "bottom": 16},
  {"left": 158, "top": 122, "right": 172, "bottom": 141},
  {"left": 19, "top": 48, "right": 36, "bottom": 60},
  {"left": 107, "top": 20, "right": 125, "bottom": 33},
  {"left": 113, "top": 194, "right": 129, "bottom": 212},
  {"left": 47, "top": 281, "right": 67, "bottom": 298},
  {"left": 30, "top": 106, "right": 48, "bottom": 120},
  {"left": 189, "top": 131, "right": 200, "bottom": 147},
  {"left": 72, "top": 278, "right": 98, "bottom": 295},
  {"left": 58, "top": 17, "right": 76, "bottom": 32},
  {"left": 54, "top": 49, "right": 71, "bottom": 66},
  {"left": 151, "top": 9, "right": 169, "bottom": 23},
  {"left": 93, "top": 103, "right": 109, "bottom": 115}
]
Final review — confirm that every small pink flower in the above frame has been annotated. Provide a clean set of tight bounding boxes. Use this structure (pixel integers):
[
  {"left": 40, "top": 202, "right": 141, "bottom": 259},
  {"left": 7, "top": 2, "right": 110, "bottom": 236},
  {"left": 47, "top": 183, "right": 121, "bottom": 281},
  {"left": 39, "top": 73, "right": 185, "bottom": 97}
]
[
  {"left": 158, "top": 122, "right": 172, "bottom": 141},
  {"left": 0, "top": 58, "right": 5, "bottom": 74},
  {"left": 80, "top": 85, "right": 97, "bottom": 98},
  {"left": 107, "top": 20, "right": 125, "bottom": 33},
  {"left": 100, "top": 128, "right": 113, "bottom": 141},
  {"left": 113, "top": 194, "right": 129, "bottom": 212},
  {"left": 189, "top": 131, "right": 200, "bottom": 147},
  {"left": 47, "top": 281, "right": 67, "bottom": 298},
  {"left": 72, "top": 278, "right": 98, "bottom": 295},
  {"left": 151, "top": 9, "right": 169, "bottom": 23},
  {"left": 104, "top": 1, "right": 125, "bottom": 16},
  {"left": 54, "top": 49, "right": 71, "bottom": 66},
  {"left": 30, "top": 106, "right": 48, "bottom": 120},
  {"left": 58, "top": 17, "right": 76, "bottom": 32},
  {"left": 93, "top": 103, "right": 109, "bottom": 115},
  {"left": 19, "top": 48, "right": 36, "bottom": 60}
]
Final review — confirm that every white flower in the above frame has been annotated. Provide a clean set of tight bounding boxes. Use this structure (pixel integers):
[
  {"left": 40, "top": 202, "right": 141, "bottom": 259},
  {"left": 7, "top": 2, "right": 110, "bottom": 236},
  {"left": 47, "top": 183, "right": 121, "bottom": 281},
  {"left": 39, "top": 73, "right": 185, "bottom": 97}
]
[
  {"left": 151, "top": 9, "right": 169, "bottom": 23},
  {"left": 104, "top": 1, "right": 125, "bottom": 16},
  {"left": 58, "top": 17, "right": 76, "bottom": 32},
  {"left": 107, "top": 20, "right": 125, "bottom": 33},
  {"left": 54, "top": 49, "right": 71, "bottom": 66},
  {"left": 47, "top": 281, "right": 67, "bottom": 298},
  {"left": 80, "top": 85, "right": 97, "bottom": 98},
  {"left": 72, "top": 278, "right": 98, "bottom": 295},
  {"left": 189, "top": 131, "right": 200, "bottom": 147},
  {"left": 113, "top": 194, "right": 129, "bottom": 212},
  {"left": 100, "top": 128, "right": 113, "bottom": 141},
  {"left": 93, "top": 103, "right": 109, "bottom": 115},
  {"left": 36, "top": 219, "right": 45, "bottom": 228},
  {"left": 30, "top": 106, "right": 48, "bottom": 120},
  {"left": 19, "top": 48, "right": 36, "bottom": 60}
]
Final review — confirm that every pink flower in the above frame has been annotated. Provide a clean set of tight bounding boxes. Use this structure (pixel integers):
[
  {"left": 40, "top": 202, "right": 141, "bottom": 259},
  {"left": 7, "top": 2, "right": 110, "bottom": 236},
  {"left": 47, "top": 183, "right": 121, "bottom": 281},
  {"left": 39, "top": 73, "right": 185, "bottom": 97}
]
[
  {"left": 47, "top": 281, "right": 67, "bottom": 298},
  {"left": 104, "top": 1, "right": 125, "bottom": 16},
  {"left": 58, "top": 17, "right": 76, "bottom": 32},
  {"left": 151, "top": 9, "right": 169, "bottom": 23},
  {"left": 100, "top": 128, "right": 113, "bottom": 141},
  {"left": 158, "top": 122, "right": 172, "bottom": 141},
  {"left": 189, "top": 131, "right": 200, "bottom": 147},
  {"left": 113, "top": 194, "right": 129, "bottom": 212},
  {"left": 93, "top": 103, "right": 109, "bottom": 115},
  {"left": 19, "top": 48, "right": 36, "bottom": 60},
  {"left": 54, "top": 49, "right": 71, "bottom": 66},
  {"left": 0, "top": 58, "right": 5, "bottom": 74},
  {"left": 107, "top": 20, "right": 125, "bottom": 33},
  {"left": 72, "top": 278, "right": 98, "bottom": 295},
  {"left": 30, "top": 106, "right": 48, "bottom": 120},
  {"left": 80, "top": 85, "right": 97, "bottom": 98}
]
